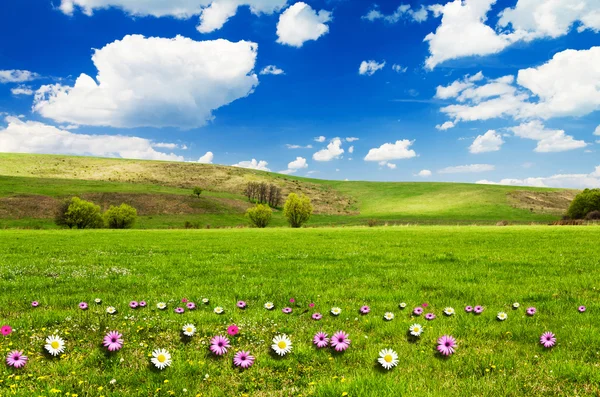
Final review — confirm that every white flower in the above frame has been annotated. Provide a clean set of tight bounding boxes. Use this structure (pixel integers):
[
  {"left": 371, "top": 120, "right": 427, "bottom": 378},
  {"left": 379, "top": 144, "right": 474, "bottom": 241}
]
[
  {"left": 264, "top": 302, "right": 274, "bottom": 310},
  {"left": 444, "top": 307, "right": 455, "bottom": 316},
  {"left": 409, "top": 323, "right": 423, "bottom": 336},
  {"left": 214, "top": 306, "right": 224, "bottom": 314},
  {"left": 106, "top": 306, "right": 117, "bottom": 314},
  {"left": 378, "top": 348, "right": 399, "bottom": 370},
  {"left": 497, "top": 312, "right": 508, "bottom": 321},
  {"left": 151, "top": 348, "right": 172, "bottom": 370},
  {"left": 383, "top": 312, "right": 394, "bottom": 321},
  {"left": 157, "top": 302, "right": 167, "bottom": 310},
  {"left": 271, "top": 334, "right": 292, "bottom": 356},
  {"left": 45, "top": 335, "right": 65, "bottom": 356},
  {"left": 331, "top": 307, "right": 342, "bottom": 316},
  {"left": 94, "top": 298, "right": 102, "bottom": 304},
  {"left": 202, "top": 298, "right": 209, "bottom": 304},
  {"left": 182, "top": 324, "right": 196, "bottom": 337},
  {"left": 513, "top": 302, "right": 520, "bottom": 308},
  {"left": 110, "top": 379, "right": 116, "bottom": 385},
  {"left": 399, "top": 302, "right": 407, "bottom": 308}
]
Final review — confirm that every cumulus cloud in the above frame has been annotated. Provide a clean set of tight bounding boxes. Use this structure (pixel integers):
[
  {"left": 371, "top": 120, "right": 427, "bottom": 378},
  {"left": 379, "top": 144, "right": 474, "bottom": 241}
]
[
  {"left": 197, "top": 151, "right": 214, "bottom": 163},
  {"left": 33, "top": 35, "right": 259, "bottom": 129},
  {"left": 260, "top": 65, "right": 285, "bottom": 75},
  {"left": 509, "top": 121, "right": 587, "bottom": 153},
  {"left": 595, "top": 125, "right": 600, "bottom": 136},
  {"left": 232, "top": 158, "right": 270, "bottom": 171},
  {"left": 314, "top": 136, "right": 326, "bottom": 142},
  {"left": 276, "top": 2, "right": 332, "bottom": 48},
  {"left": 359, "top": 60, "right": 386, "bottom": 76},
  {"left": 345, "top": 137, "right": 359, "bottom": 142},
  {"left": 348, "top": 146, "right": 354, "bottom": 154},
  {"left": 438, "top": 164, "right": 495, "bottom": 174},
  {"left": 0, "top": 70, "right": 40, "bottom": 84},
  {"left": 435, "top": 121, "right": 455, "bottom": 131},
  {"left": 313, "top": 137, "right": 344, "bottom": 161},
  {"left": 469, "top": 130, "right": 504, "bottom": 153},
  {"left": 364, "top": 140, "right": 416, "bottom": 162},
  {"left": 280, "top": 156, "right": 308, "bottom": 174},
  {"left": 416, "top": 169, "right": 432, "bottom": 177},
  {"left": 0, "top": 116, "right": 183, "bottom": 161},
  {"left": 362, "top": 4, "right": 429, "bottom": 23},
  {"left": 385, "top": 162, "right": 397, "bottom": 169},
  {"left": 10, "top": 86, "right": 34, "bottom": 96},
  {"left": 286, "top": 144, "right": 312, "bottom": 149},
  {"left": 392, "top": 64, "right": 407, "bottom": 73},
  {"left": 477, "top": 166, "right": 600, "bottom": 189}
]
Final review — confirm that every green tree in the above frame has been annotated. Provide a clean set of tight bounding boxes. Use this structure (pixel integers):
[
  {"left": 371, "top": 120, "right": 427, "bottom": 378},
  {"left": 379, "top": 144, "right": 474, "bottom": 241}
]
[
  {"left": 246, "top": 204, "right": 272, "bottom": 228},
  {"left": 104, "top": 203, "right": 138, "bottom": 229},
  {"left": 567, "top": 189, "right": 600, "bottom": 219},
  {"left": 283, "top": 193, "right": 313, "bottom": 228},
  {"left": 192, "top": 187, "right": 203, "bottom": 198},
  {"left": 55, "top": 197, "right": 103, "bottom": 229}
]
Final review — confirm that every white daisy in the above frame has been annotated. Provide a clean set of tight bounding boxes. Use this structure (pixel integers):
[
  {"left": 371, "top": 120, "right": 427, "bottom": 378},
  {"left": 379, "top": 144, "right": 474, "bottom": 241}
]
[
  {"left": 151, "top": 348, "right": 172, "bottom": 370},
  {"left": 157, "top": 302, "right": 167, "bottom": 310},
  {"left": 383, "top": 312, "right": 395, "bottom": 321},
  {"left": 513, "top": 302, "right": 520, "bottom": 308},
  {"left": 106, "top": 306, "right": 117, "bottom": 314},
  {"left": 444, "top": 307, "right": 455, "bottom": 316},
  {"left": 264, "top": 302, "right": 274, "bottom": 310},
  {"left": 94, "top": 298, "right": 102, "bottom": 304},
  {"left": 45, "top": 335, "right": 65, "bottom": 356},
  {"left": 214, "top": 306, "right": 224, "bottom": 314},
  {"left": 378, "top": 348, "right": 399, "bottom": 370},
  {"left": 399, "top": 302, "right": 407, "bottom": 309},
  {"left": 202, "top": 298, "right": 209, "bottom": 304},
  {"left": 409, "top": 323, "right": 423, "bottom": 336},
  {"left": 497, "top": 312, "right": 508, "bottom": 321},
  {"left": 271, "top": 334, "right": 292, "bottom": 356},
  {"left": 331, "top": 307, "right": 342, "bottom": 316},
  {"left": 182, "top": 324, "right": 196, "bottom": 337}
]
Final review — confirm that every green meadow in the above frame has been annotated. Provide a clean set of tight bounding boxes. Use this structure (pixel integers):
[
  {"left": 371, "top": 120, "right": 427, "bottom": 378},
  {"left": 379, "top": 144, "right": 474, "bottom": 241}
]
[{"left": 1, "top": 226, "right": 599, "bottom": 396}]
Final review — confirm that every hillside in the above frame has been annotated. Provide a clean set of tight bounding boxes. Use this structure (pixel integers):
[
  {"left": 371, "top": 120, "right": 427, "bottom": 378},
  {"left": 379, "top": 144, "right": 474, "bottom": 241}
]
[{"left": 0, "top": 153, "right": 577, "bottom": 228}]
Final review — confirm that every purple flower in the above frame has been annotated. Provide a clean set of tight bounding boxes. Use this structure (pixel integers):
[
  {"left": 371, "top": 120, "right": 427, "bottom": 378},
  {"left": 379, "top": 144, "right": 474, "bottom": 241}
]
[
  {"left": 526, "top": 307, "right": 536, "bottom": 316},
  {"left": 181, "top": 298, "right": 188, "bottom": 303},
  {"left": 237, "top": 301, "right": 247, "bottom": 309},
  {"left": 289, "top": 298, "right": 295, "bottom": 304},
  {"left": 6, "top": 351, "right": 27, "bottom": 368},
  {"left": 421, "top": 303, "right": 429, "bottom": 308},
  {"left": 233, "top": 350, "right": 254, "bottom": 369},
  {"left": 129, "top": 301, "right": 138, "bottom": 309},
  {"left": 1, "top": 325, "right": 12, "bottom": 336},
  {"left": 330, "top": 331, "right": 350, "bottom": 352},
  {"left": 309, "top": 303, "right": 315, "bottom": 308},
  {"left": 186, "top": 302, "right": 196, "bottom": 310},
  {"left": 437, "top": 335, "right": 457, "bottom": 356},
  {"left": 540, "top": 332, "right": 556, "bottom": 348},
  {"left": 103, "top": 331, "right": 123, "bottom": 352},
  {"left": 425, "top": 313, "right": 436, "bottom": 321},
  {"left": 578, "top": 306, "right": 586, "bottom": 313},
  {"left": 413, "top": 307, "right": 423, "bottom": 316},
  {"left": 139, "top": 301, "right": 147, "bottom": 307},
  {"left": 79, "top": 302, "right": 88, "bottom": 310},
  {"left": 174, "top": 307, "right": 184, "bottom": 314},
  {"left": 474, "top": 305, "right": 484, "bottom": 314},
  {"left": 465, "top": 306, "right": 473, "bottom": 313},
  {"left": 313, "top": 332, "right": 329, "bottom": 348},
  {"left": 282, "top": 307, "right": 292, "bottom": 314},
  {"left": 31, "top": 301, "right": 39, "bottom": 307},
  {"left": 360, "top": 305, "right": 370, "bottom": 315},
  {"left": 227, "top": 325, "right": 239, "bottom": 336},
  {"left": 209, "top": 335, "right": 230, "bottom": 356},
  {"left": 312, "top": 313, "right": 322, "bottom": 320}
]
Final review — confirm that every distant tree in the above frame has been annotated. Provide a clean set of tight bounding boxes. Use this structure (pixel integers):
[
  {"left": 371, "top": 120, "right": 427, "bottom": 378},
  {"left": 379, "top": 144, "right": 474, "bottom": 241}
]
[
  {"left": 567, "top": 189, "right": 600, "bottom": 219},
  {"left": 244, "top": 182, "right": 281, "bottom": 207},
  {"left": 283, "top": 193, "right": 313, "bottom": 228},
  {"left": 246, "top": 204, "right": 272, "bottom": 228},
  {"left": 193, "top": 187, "right": 203, "bottom": 198},
  {"left": 55, "top": 198, "right": 75, "bottom": 229},
  {"left": 55, "top": 197, "right": 103, "bottom": 229},
  {"left": 104, "top": 203, "right": 138, "bottom": 229}
]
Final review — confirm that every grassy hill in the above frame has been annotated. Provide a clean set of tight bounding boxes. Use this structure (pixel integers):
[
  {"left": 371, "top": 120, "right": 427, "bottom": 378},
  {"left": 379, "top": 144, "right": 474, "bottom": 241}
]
[{"left": 0, "top": 153, "right": 577, "bottom": 228}]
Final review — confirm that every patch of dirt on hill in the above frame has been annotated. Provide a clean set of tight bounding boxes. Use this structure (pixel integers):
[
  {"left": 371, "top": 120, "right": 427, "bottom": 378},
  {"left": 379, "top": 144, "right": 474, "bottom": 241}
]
[
  {"left": 508, "top": 190, "right": 578, "bottom": 215},
  {"left": 0, "top": 195, "right": 59, "bottom": 218}
]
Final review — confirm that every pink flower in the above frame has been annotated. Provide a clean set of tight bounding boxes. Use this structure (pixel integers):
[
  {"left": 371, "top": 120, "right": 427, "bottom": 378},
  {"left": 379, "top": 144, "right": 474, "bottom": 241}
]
[
  {"left": 422, "top": 303, "right": 429, "bottom": 308},
  {"left": 526, "top": 307, "right": 536, "bottom": 316},
  {"left": 474, "top": 305, "right": 484, "bottom": 314},
  {"left": 413, "top": 307, "right": 423, "bottom": 316},
  {"left": 540, "top": 332, "right": 556, "bottom": 348},
  {"left": 312, "top": 313, "right": 322, "bottom": 320},
  {"left": 129, "top": 301, "right": 138, "bottom": 309},
  {"left": 174, "top": 307, "right": 184, "bottom": 314},
  {"left": 360, "top": 306, "right": 370, "bottom": 314},
  {"left": 578, "top": 306, "right": 586, "bottom": 313},
  {"left": 425, "top": 313, "right": 436, "bottom": 321},
  {"left": 103, "top": 331, "right": 123, "bottom": 352},
  {"left": 6, "top": 350, "right": 27, "bottom": 368},
  {"left": 31, "top": 301, "right": 39, "bottom": 307},
  {"left": 209, "top": 335, "right": 230, "bottom": 356},
  {"left": 181, "top": 298, "right": 188, "bottom": 303},
  {"left": 465, "top": 306, "right": 473, "bottom": 313},
  {"left": 1, "top": 325, "right": 12, "bottom": 336},
  {"left": 330, "top": 331, "right": 350, "bottom": 352},
  {"left": 313, "top": 332, "right": 329, "bottom": 348},
  {"left": 437, "top": 335, "right": 457, "bottom": 356},
  {"left": 227, "top": 325, "right": 239, "bottom": 336},
  {"left": 233, "top": 351, "right": 254, "bottom": 369},
  {"left": 139, "top": 301, "right": 147, "bottom": 307},
  {"left": 289, "top": 298, "right": 295, "bottom": 303},
  {"left": 282, "top": 307, "right": 292, "bottom": 314},
  {"left": 79, "top": 302, "right": 88, "bottom": 310},
  {"left": 237, "top": 301, "right": 247, "bottom": 309},
  {"left": 186, "top": 302, "right": 196, "bottom": 310},
  {"left": 309, "top": 303, "right": 315, "bottom": 308}
]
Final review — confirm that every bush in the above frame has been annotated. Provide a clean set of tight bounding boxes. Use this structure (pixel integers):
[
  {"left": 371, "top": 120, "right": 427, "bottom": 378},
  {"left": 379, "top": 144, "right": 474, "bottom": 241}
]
[
  {"left": 193, "top": 187, "right": 203, "bottom": 198},
  {"left": 283, "top": 193, "right": 313, "bottom": 228},
  {"left": 104, "top": 203, "right": 138, "bottom": 229},
  {"left": 585, "top": 210, "right": 600, "bottom": 220},
  {"left": 246, "top": 204, "right": 272, "bottom": 228},
  {"left": 367, "top": 219, "right": 379, "bottom": 227},
  {"left": 55, "top": 197, "right": 103, "bottom": 229},
  {"left": 567, "top": 189, "right": 600, "bottom": 219},
  {"left": 184, "top": 221, "right": 201, "bottom": 229}
]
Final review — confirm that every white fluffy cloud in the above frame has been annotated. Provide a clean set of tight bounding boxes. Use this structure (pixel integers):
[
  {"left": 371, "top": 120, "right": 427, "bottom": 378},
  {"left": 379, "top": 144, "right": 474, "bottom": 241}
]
[
  {"left": 438, "top": 164, "right": 495, "bottom": 174},
  {"left": 345, "top": 137, "right": 359, "bottom": 142},
  {"left": 313, "top": 138, "right": 344, "bottom": 161},
  {"left": 276, "top": 2, "right": 332, "bottom": 47},
  {"left": 10, "top": 86, "right": 34, "bottom": 96},
  {"left": 33, "top": 35, "right": 258, "bottom": 129},
  {"left": 0, "top": 117, "right": 183, "bottom": 161},
  {"left": 364, "top": 140, "right": 416, "bottom": 162},
  {"left": 260, "top": 65, "right": 285, "bottom": 75},
  {"left": 392, "top": 64, "right": 407, "bottom": 73},
  {"left": 232, "top": 159, "right": 271, "bottom": 171},
  {"left": 477, "top": 166, "right": 600, "bottom": 189},
  {"left": 385, "top": 162, "right": 397, "bottom": 169},
  {"left": 0, "top": 70, "right": 40, "bottom": 84},
  {"left": 197, "top": 151, "right": 214, "bottom": 163},
  {"left": 280, "top": 156, "right": 308, "bottom": 174},
  {"left": 348, "top": 146, "right": 354, "bottom": 154},
  {"left": 59, "top": 0, "right": 287, "bottom": 33},
  {"left": 595, "top": 125, "right": 600, "bottom": 136},
  {"left": 359, "top": 60, "right": 386, "bottom": 76},
  {"left": 286, "top": 144, "right": 312, "bottom": 149},
  {"left": 435, "top": 121, "right": 455, "bottom": 131},
  {"left": 469, "top": 130, "right": 504, "bottom": 153},
  {"left": 362, "top": 4, "right": 429, "bottom": 23},
  {"left": 314, "top": 136, "right": 326, "bottom": 142},
  {"left": 416, "top": 169, "right": 432, "bottom": 177},
  {"left": 509, "top": 121, "right": 587, "bottom": 153}
]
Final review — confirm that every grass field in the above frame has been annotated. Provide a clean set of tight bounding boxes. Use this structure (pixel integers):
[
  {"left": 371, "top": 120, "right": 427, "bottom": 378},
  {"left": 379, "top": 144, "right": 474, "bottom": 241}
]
[{"left": 1, "top": 226, "right": 599, "bottom": 396}]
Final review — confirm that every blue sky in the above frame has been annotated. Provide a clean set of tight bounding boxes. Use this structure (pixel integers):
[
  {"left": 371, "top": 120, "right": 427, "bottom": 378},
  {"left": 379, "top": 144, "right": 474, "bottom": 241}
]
[{"left": 0, "top": 0, "right": 599, "bottom": 187}]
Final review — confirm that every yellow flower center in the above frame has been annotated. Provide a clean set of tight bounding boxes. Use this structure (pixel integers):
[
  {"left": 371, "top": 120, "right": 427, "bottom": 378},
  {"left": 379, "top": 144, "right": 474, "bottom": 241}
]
[
  {"left": 278, "top": 341, "right": 287, "bottom": 349},
  {"left": 414, "top": 327, "right": 420, "bottom": 332},
  {"left": 186, "top": 327, "right": 192, "bottom": 332},
  {"left": 51, "top": 341, "right": 60, "bottom": 349},
  {"left": 384, "top": 354, "right": 393, "bottom": 363},
  {"left": 157, "top": 354, "right": 166, "bottom": 363}
]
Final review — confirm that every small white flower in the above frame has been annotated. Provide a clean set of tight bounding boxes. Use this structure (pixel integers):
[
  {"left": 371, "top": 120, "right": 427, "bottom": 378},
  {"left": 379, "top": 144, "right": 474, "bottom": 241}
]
[
  {"left": 378, "top": 348, "right": 399, "bottom": 370},
  {"left": 513, "top": 302, "right": 520, "bottom": 308},
  {"left": 399, "top": 302, "right": 407, "bottom": 309},
  {"left": 182, "top": 324, "right": 196, "bottom": 337},
  {"left": 272, "top": 334, "right": 292, "bottom": 356},
  {"left": 444, "top": 307, "right": 455, "bottom": 316},
  {"left": 331, "top": 307, "right": 342, "bottom": 316},
  {"left": 157, "top": 302, "right": 167, "bottom": 310},
  {"left": 94, "top": 298, "right": 102, "bottom": 304},
  {"left": 497, "top": 312, "right": 508, "bottom": 321},
  {"left": 110, "top": 379, "right": 116, "bottom": 385},
  {"left": 409, "top": 323, "right": 423, "bottom": 336},
  {"left": 106, "top": 306, "right": 117, "bottom": 314},
  {"left": 264, "top": 302, "right": 274, "bottom": 310},
  {"left": 204, "top": 374, "right": 209, "bottom": 380},
  {"left": 202, "top": 298, "right": 209, "bottom": 304},
  {"left": 45, "top": 335, "right": 65, "bottom": 356},
  {"left": 151, "top": 348, "right": 172, "bottom": 370},
  {"left": 383, "top": 312, "right": 395, "bottom": 321},
  {"left": 214, "top": 306, "right": 224, "bottom": 314}
]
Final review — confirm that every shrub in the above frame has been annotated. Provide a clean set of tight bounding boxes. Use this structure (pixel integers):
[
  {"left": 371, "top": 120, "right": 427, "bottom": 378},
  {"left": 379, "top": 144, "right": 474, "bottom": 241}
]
[
  {"left": 55, "top": 197, "right": 103, "bottom": 229},
  {"left": 367, "top": 219, "right": 378, "bottom": 227},
  {"left": 567, "top": 189, "right": 600, "bottom": 219},
  {"left": 104, "top": 204, "right": 138, "bottom": 229},
  {"left": 184, "top": 221, "right": 201, "bottom": 229},
  {"left": 246, "top": 204, "right": 272, "bottom": 228},
  {"left": 585, "top": 210, "right": 600, "bottom": 220},
  {"left": 283, "top": 193, "right": 313, "bottom": 228},
  {"left": 193, "top": 187, "right": 203, "bottom": 198},
  {"left": 496, "top": 220, "right": 509, "bottom": 226}
]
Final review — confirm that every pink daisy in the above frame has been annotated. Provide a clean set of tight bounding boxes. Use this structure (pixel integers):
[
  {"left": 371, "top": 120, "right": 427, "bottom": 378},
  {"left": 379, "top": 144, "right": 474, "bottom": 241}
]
[
  {"left": 282, "top": 307, "right": 292, "bottom": 314},
  {"left": 103, "top": 331, "right": 124, "bottom": 352},
  {"left": 540, "top": 332, "right": 556, "bottom": 348},
  {"left": 237, "top": 301, "right": 247, "bottom": 309},
  {"left": 309, "top": 303, "right": 315, "bottom": 308},
  {"left": 312, "top": 313, "right": 322, "bottom": 320},
  {"left": 31, "top": 301, "right": 39, "bottom": 307},
  {"left": 474, "top": 305, "right": 484, "bottom": 314},
  {"left": 578, "top": 306, "right": 586, "bottom": 313},
  {"left": 227, "top": 325, "right": 239, "bottom": 336},
  {"left": 289, "top": 298, "right": 295, "bottom": 303},
  {"left": 425, "top": 313, "right": 436, "bottom": 321},
  {"left": 209, "top": 335, "right": 230, "bottom": 356},
  {"left": 233, "top": 351, "right": 255, "bottom": 369},
  {"left": 79, "top": 302, "right": 88, "bottom": 310},
  {"left": 413, "top": 307, "right": 423, "bottom": 316},
  {"left": 330, "top": 331, "right": 351, "bottom": 352},
  {"left": 174, "top": 307, "right": 185, "bottom": 314},
  {"left": 313, "top": 332, "right": 329, "bottom": 348},
  {"left": 1, "top": 325, "right": 12, "bottom": 336},
  {"left": 129, "top": 301, "right": 138, "bottom": 309},
  {"left": 139, "top": 301, "right": 147, "bottom": 307},
  {"left": 465, "top": 306, "right": 473, "bottom": 313},
  {"left": 422, "top": 303, "right": 429, "bottom": 307},
  {"left": 526, "top": 307, "right": 536, "bottom": 316},
  {"left": 437, "top": 335, "right": 457, "bottom": 356},
  {"left": 360, "top": 306, "right": 370, "bottom": 314},
  {"left": 186, "top": 302, "right": 196, "bottom": 310},
  {"left": 6, "top": 350, "right": 27, "bottom": 368},
  {"left": 181, "top": 298, "right": 188, "bottom": 303}
]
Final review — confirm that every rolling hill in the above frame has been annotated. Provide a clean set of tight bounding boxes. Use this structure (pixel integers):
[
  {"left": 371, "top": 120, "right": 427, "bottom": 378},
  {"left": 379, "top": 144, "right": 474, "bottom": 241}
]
[{"left": 0, "top": 153, "right": 577, "bottom": 228}]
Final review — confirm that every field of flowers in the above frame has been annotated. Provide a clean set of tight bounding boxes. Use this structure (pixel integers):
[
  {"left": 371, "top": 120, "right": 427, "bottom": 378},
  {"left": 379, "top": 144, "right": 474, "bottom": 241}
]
[{"left": 1, "top": 226, "right": 599, "bottom": 396}]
